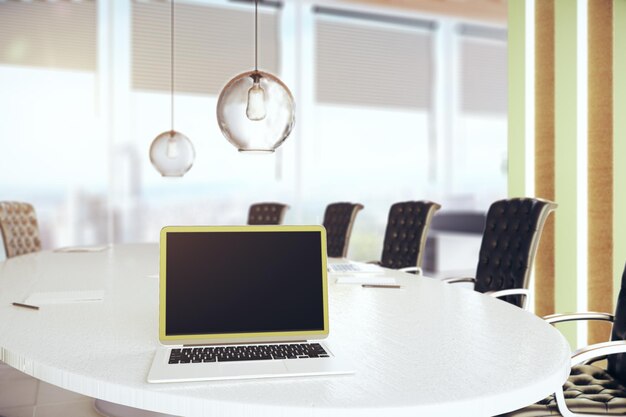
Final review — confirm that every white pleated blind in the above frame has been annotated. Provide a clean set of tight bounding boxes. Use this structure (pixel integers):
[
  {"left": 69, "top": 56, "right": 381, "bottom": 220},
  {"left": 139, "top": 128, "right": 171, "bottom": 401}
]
[
  {"left": 0, "top": 1, "right": 96, "bottom": 71},
  {"left": 459, "top": 27, "right": 507, "bottom": 114},
  {"left": 315, "top": 17, "right": 433, "bottom": 109},
  {"left": 132, "top": 1, "right": 280, "bottom": 95}
]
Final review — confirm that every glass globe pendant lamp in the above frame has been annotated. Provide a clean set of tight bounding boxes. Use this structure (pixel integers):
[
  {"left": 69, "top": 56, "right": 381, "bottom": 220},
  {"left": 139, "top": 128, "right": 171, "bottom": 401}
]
[
  {"left": 149, "top": 130, "right": 195, "bottom": 177},
  {"left": 216, "top": 0, "right": 295, "bottom": 153},
  {"left": 149, "top": 0, "right": 195, "bottom": 176}
]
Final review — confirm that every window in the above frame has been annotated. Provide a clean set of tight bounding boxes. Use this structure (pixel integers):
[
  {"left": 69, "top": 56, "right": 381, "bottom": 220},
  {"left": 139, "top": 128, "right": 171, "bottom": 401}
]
[
  {"left": 0, "top": 1, "right": 103, "bottom": 248},
  {"left": 453, "top": 24, "right": 508, "bottom": 208},
  {"left": 309, "top": 8, "right": 435, "bottom": 260},
  {"left": 0, "top": 0, "right": 508, "bottom": 265}
]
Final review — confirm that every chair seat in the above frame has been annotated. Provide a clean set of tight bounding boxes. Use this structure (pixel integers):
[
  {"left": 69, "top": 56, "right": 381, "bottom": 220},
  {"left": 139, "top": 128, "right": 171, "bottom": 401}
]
[{"left": 503, "top": 364, "right": 626, "bottom": 416}]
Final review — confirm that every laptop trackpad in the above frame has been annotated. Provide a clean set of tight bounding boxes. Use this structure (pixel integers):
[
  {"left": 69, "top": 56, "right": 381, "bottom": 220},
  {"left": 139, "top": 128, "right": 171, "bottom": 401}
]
[{"left": 218, "top": 361, "right": 288, "bottom": 378}]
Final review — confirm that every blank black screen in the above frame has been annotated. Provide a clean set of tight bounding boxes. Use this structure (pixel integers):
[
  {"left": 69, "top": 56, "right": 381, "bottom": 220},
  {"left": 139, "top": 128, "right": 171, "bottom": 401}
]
[{"left": 165, "top": 231, "right": 325, "bottom": 336}]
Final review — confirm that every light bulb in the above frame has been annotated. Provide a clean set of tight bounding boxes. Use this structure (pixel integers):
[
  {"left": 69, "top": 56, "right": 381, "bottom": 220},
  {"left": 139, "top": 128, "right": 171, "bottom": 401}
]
[
  {"left": 166, "top": 136, "right": 180, "bottom": 159},
  {"left": 246, "top": 80, "right": 266, "bottom": 121}
]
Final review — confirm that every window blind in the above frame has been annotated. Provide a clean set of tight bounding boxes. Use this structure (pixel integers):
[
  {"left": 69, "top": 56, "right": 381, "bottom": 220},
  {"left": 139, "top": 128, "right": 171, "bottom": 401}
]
[
  {"left": 132, "top": 1, "right": 280, "bottom": 95},
  {"left": 315, "top": 12, "right": 434, "bottom": 110},
  {"left": 0, "top": 1, "right": 96, "bottom": 71},
  {"left": 459, "top": 25, "right": 507, "bottom": 114},
  {"left": 458, "top": 23, "right": 507, "bottom": 42}
]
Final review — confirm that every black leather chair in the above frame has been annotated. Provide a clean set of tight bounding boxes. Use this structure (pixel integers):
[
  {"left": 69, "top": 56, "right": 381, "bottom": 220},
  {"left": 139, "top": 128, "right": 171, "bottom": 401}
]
[
  {"left": 373, "top": 201, "right": 441, "bottom": 273},
  {"left": 443, "top": 197, "right": 557, "bottom": 309},
  {"left": 503, "top": 263, "right": 626, "bottom": 417},
  {"left": 322, "top": 202, "right": 364, "bottom": 258},
  {"left": 247, "top": 202, "right": 289, "bottom": 225}
]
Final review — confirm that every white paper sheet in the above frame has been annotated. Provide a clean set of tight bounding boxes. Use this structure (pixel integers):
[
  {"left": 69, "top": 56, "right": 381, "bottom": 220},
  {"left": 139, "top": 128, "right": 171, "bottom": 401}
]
[
  {"left": 25, "top": 290, "right": 104, "bottom": 305},
  {"left": 335, "top": 276, "right": 397, "bottom": 285},
  {"left": 54, "top": 245, "right": 110, "bottom": 253}
]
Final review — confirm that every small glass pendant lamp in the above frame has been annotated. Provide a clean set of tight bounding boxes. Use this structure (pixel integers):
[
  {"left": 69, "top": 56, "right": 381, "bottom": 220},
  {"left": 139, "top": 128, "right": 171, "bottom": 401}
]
[
  {"left": 149, "top": 0, "right": 195, "bottom": 177},
  {"left": 216, "top": 0, "right": 295, "bottom": 153}
]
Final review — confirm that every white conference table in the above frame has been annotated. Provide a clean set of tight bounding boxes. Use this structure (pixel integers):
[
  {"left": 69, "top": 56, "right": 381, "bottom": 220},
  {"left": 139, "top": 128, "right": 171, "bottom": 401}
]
[{"left": 0, "top": 244, "right": 570, "bottom": 417}]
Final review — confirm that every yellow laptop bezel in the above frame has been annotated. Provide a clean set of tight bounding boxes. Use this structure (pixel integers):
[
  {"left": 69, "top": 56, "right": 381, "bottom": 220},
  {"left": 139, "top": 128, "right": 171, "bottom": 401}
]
[{"left": 159, "top": 225, "right": 329, "bottom": 345}]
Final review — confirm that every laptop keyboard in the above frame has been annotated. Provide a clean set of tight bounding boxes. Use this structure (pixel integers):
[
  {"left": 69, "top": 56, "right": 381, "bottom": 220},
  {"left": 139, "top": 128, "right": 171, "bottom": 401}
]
[
  {"left": 328, "top": 263, "right": 360, "bottom": 273},
  {"left": 168, "top": 343, "right": 329, "bottom": 364}
]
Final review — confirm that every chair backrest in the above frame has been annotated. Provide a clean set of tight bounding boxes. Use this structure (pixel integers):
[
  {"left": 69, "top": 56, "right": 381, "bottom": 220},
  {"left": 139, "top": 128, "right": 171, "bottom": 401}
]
[
  {"left": 380, "top": 201, "right": 441, "bottom": 269},
  {"left": 473, "top": 198, "right": 557, "bottom": 307},
  {"left": 608, "top": 264, "right": 626, "bottom": 383},
  {"left": 0, "top": 201, "right": 42, "bottom": 258},
  {"left": 323, "top": 202, "right": 364, "bottom": 258},
  {"left": 247, "top": 203, "right": 289, "bottom": 225}
]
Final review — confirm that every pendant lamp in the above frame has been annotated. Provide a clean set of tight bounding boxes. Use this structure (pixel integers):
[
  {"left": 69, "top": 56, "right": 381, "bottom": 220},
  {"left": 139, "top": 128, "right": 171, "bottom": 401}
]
[
  {"left": 149, "top": 0, "right": 195, "bottom": 177},
  {"left": 216, "top": 0, "right": 295, "bottom": 153}
]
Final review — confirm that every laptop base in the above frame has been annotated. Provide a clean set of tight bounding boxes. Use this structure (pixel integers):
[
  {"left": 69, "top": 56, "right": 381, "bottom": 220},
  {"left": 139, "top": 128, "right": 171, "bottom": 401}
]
[{"left": 147, "top": 343, "right": 353, "bottom": 383}]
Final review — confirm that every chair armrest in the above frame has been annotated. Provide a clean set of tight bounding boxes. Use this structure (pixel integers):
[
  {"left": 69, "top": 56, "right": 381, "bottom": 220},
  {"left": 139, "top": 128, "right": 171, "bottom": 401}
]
[
  {"left": 554, "top": 340, "right": 626, "bottom": 417},
  {"left": 485, "top": 288, "right": 529, "bottom": 298},
  {"left": 544, "top": 312, "right": 614, "bottom": 366},
  {"left": 543, "top": 312, "right": 614, "bottom": 326},
  {"left": 484, "top": 288, "right": 530, "bottom": 311},
  {"left": 398, "top": 266, "right": 422, "bottom": 275},
  {"left": 571, "top": 340, "right": 626, "bottom": 366},
  {"left": 440, "top": 277, "right": 476, "bottom": 285}
]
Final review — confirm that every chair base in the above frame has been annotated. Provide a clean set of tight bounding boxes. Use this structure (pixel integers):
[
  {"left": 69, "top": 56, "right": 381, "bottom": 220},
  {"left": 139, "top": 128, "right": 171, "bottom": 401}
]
[{"left": 94, "top": 399, "right": 177, "bottom": 417}]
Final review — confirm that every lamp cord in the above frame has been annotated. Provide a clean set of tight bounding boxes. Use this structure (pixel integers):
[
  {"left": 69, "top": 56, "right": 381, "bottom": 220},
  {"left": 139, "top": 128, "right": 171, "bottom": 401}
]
[
  {"left": 254, "top": 0, "right": 258, "bottom": 72},
  {"left": 171, "top": 0, "right": 175, "bottom": 132}
]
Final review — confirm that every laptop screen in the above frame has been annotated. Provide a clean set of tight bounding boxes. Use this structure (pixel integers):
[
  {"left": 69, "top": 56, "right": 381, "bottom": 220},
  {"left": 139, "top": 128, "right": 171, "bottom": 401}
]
[{"left": 163, "top": 228, "right": 327, "bottom": 339}]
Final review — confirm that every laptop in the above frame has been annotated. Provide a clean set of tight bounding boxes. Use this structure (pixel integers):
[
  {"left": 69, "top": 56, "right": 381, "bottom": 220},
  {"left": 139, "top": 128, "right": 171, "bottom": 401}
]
[
  {"left": 147, "top": 225, "right": 353, "bottom": 383},
  {"left": 327, "top": 262, "right": 384, "bottom": 274}
]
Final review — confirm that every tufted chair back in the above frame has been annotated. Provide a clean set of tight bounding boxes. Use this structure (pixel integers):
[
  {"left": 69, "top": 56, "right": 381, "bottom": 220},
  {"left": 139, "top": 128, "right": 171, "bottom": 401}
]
[
  {"left": 473, "top": 198, "right": 557, "bottom": 307},
  {"left": 0, "top": 201, "right": 42, "bottom": 258},
  {"left": 607, "top": 263, "right": 626, "bottom": 385},
  {"left": 247, "top": 203, "right": 289, "bottom": 225},
  {"left": 323, "top": 202, "right": 364, "bottom": 258},
  {"left": 380, "top": 201, "right": 441, "bottom": 269}
]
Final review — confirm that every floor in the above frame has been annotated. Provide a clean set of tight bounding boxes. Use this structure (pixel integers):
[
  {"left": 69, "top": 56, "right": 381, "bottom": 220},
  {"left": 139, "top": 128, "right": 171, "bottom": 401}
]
[{"left": 0, "top": 363, "right": 101, "bottom": 417}]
